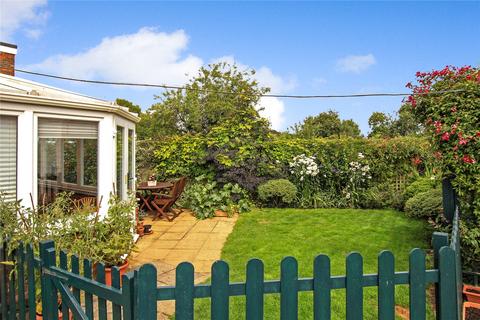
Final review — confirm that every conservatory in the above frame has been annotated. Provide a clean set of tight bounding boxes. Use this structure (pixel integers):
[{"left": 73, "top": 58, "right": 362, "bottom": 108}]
[{"left": 0, "top": 43, "right": 139, "bottom": 214}]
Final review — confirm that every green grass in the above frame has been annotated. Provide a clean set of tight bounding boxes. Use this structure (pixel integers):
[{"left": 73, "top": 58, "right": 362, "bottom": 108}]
[{"left": 193, "top": 208, "right": 435, "bottom": 319}]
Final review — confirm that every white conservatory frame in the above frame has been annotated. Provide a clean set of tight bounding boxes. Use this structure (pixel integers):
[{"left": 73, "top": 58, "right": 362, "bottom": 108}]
[{"left": 0, "top": 74, "right": 139, "bottom": 215}]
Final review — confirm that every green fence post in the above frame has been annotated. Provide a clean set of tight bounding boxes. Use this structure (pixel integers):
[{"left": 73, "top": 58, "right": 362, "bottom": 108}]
[
  {"left": 313, "top": 254, "right": 331, "bottom": 320},
  {"left": 378, "top": 251, "right": 395, "bottom": 320},
  {"left": 281, "top": 256, "right": 298, "bottom": 320},
  {"left": 432, "top": 232, "right": 448, "bottom": 317},
  {"left": 111, "top": 266, "right": 122, "bottom": 320},
  {"left": 438, "top": 247, "right": 457, "bottom": 320},
  {"left": 175, "top": 262, "right": 194, "bottom": 320},
  {"left": 83, "top": 259, "right": 94, "bottom": 319},
  {"left": 26, "top": 244, "right": 36, "bottom": 320},
  {"left": 121, "top": 271, "right": 135, "bottom": 320},
  {"left": 137, "top": 264, "right": 157, "bottom": 320},
  {"left": 442, "top": 178, "right": 456, "bottom": 222},
  {"left": 346, "top": 252, "right": 363, "bottom": 320},
  {"left": 0, "top": 240, "right": 7, "bottom": 320},
  {"left": 17, "top": 243, "right": 26, "bottom": 320},
  {"left": 39, "top": 240, "right": 58, "bottom": 320},
  {"left": 409, "top": 249, "right": 426, "bottom": 320},
  {"left": 96, "top": 263, "right": 107, "bottom": 320},
  {"left": 246, "top": 259, "right": 264, "bottom": 320},
  {"left": 211, "top": 260, "right": 229, "bottom": 320}
]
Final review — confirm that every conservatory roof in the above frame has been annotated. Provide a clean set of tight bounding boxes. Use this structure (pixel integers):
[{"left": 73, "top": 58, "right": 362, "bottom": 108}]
[{"left": 0, "top": 73, "right": 139, "bottom": 123}]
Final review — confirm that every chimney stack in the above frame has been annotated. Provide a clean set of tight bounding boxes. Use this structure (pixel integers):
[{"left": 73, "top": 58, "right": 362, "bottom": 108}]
[{"left": 0, "top": 42, "right": 18, "bottom": 76}]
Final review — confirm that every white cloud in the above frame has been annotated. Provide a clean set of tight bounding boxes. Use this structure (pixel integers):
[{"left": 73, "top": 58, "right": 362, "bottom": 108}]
[
  {"left": 257, "top": 97, "right": 285, "bottom": 131},
  {"left": 26, "top": 28, "right": 203, "bottom": 85},
  {"left": 336, "top": 54, "right": 376, "bottom": 74},
  {"left": 212, "top": 55, "right": 296, "bottom": 130},
  {"left": 0, "top": 0, "right": 49, "bottom": 41}
]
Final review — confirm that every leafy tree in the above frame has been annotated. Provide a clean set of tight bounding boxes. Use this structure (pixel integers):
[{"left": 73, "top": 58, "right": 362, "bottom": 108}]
[
  {"left": 368, "top": 112, "right": 392, "bottom": 137},
  {"left": 141, "top": 62, "right": 269, "bottom": 138},
  {"left": 115, "top": 98, "right": 141, "bottom": 114},
  {"left": 293, "top": 110, "right": 361, "bottom": 138}
]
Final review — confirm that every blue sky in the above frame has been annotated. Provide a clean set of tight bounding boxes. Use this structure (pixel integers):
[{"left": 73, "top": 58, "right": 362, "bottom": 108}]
[{"left": 2, "top": 1, "right": 479, "bottom": 133}]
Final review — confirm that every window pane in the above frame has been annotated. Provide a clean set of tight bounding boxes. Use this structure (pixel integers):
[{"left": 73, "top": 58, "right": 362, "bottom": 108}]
[
  {"left": 0, "top": 115, "right": 17, "bottom": 202},
  {"left": 63, "top": 139, "right": 78, "bottom": 183},
  {"left": 84, "top": 139, "right": 97, "bottom": 186},
  {"left": 38, "top": 118, "right": 98, "bottom": 205},
  {"left": 116, "top": 126, "right": 124, "bottom": 197}
]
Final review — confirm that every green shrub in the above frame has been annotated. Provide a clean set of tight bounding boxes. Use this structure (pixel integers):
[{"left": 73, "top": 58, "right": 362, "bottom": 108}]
[
  {"left": 403, "top": 176, "right": 437, "bottom": 200},
  {"left": 180, "top": 176, "right": 251, "bottom": 219},
  {"left": 359, "top": 183, "right": 405, "bottom": 210},
  {"left": 258, "top": 179, "right": 297, "bottom": 207},
  {"left": 404, "top": 188, "right": 443, "bottom": 218}
]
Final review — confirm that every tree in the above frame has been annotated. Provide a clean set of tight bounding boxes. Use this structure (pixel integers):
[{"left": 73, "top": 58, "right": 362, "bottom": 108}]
[
  {"left": 368, "top": 112, "right": 392, "bottom": 137},
  {"left": 293, "top": 110, "right": 361, "bottom": 138},
  {"left": 115, "top": 98, "right": 141, "bottom": 114},
  {"left": 140, "top": 62, "right": 269, "bottom": 138}
]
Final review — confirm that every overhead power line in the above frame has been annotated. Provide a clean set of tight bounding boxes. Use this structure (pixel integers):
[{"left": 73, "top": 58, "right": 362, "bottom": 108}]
[{"left": 14, "top": 68, "right": 468, "bottom": 99}]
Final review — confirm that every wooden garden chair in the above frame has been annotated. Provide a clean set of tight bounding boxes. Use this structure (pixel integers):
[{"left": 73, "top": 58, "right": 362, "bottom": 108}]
[{"left": 151, "top": 177, "right": 186, "bottom": 221}]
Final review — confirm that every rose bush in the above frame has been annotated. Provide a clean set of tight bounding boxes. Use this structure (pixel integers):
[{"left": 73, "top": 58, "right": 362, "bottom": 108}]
[{"left": 405, "top": 65, "right": 480, "bottom": 270}]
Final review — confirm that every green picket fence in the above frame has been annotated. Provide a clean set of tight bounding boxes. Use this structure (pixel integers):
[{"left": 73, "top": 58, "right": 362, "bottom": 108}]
[{"left": 136, "top": 247, "right": 457, "bottom": 320}]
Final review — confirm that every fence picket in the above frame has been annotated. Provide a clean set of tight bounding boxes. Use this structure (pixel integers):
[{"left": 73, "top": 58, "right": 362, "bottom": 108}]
[
  {"left": 346, "top": 252, "right": 363, "bottom": 320},
  {"left": 16, "top": 243, "right": 26, "bottom": 320},
  {"left": 59, "top": 250, "right": 70, "bottom": 320},
  {"left": 112, "top": 266, "right": 122, "bottom": 320},
  {"left": 246, "top": 259, "right": 264, "bottom": 320},
  {"left": 409, "top": 249, "right": 426, "bottom": 320},
  {"left": 122, "top": 272, "right": 135, "bottom": 320},
  {"left": 438, "top": 247, "right": 457, "bottom": 320},
  {"left": 26, "top": 244, "right": 36, "bottom": 320},
  {"left": 0, "top": 241, "right": 7, "bottom": 320},
  {"left": 313, "top": 254, "right": 331, "bottom": 320},
  {"left": 7, "top": 249, "right": 16, "bottom": 320},
  {"left": 70, "top": 255, "right": 80, "bottom": 320},
  {"left": 281, "top": 257, "right": 298, "bottom": 320},
  {"left": 378, "top": 251, "right": 395, "bottom": 320},
  {"left": 211, "top": 260, "right": 229, "bottom": 320},
  {"left": 96, "top": 263, "right": 108, "bottom": 320},
  {"left": 83, "top": 259, "right": 94, "bottom": 319},
  {"left": 175, "top": 262, "right": 194, "bottom": 320},
  {"left": 39, "top": 240, "right": 58, "bottom": 320},
  {"left": 137, "top": 264, "right": 157, "bottom": 320}
]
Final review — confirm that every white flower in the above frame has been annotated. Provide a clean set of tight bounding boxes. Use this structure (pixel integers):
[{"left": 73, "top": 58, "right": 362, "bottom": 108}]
[
  {"left": 300, "top": 176, "right": 304, "bottom": 181},
  {"left": 358, "top": 152, "right": 365, "bottom": 159},
  {"left": 346, "top": 192, "right": 351, "bottom": 199}
]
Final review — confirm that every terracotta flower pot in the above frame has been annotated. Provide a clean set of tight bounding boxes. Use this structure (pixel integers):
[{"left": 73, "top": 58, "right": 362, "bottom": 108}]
[
  {"left": 136, "top": 222, "right": 145, "bottom": 237},
  {"left": 464, "top": 284, "right": 480, "bottom": 304},
  {"left": 104, "top": 260, "right": 129, "bottom": 287},
  {"left": 214, "top": 210, "right": 229, "bottom": 217}
]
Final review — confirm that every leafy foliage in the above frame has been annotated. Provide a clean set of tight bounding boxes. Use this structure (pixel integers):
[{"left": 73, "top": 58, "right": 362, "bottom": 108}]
[
  {"left": 404, "top": 188, "right": 443, "bottom": 219},
  {"left": 292, "top": 110, "right": 361, "bottom": 138},
  {"left": 257, "top": 179, "right": 297, "bottom": 207},
  {"left": 179, "top": 176, "right": 251, "bottom": 219},
  {"left": 139, "top": 62, "right": 268, "bottom": 139},
  {"left": 403, "top": 176, "right": 437, "bottom": 200}
]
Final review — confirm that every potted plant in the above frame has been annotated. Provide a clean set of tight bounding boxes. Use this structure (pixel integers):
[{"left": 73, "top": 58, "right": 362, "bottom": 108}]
[
  {"left": 90, "top": 194, "right": 137, "bottom": 286},
  {"left": 147, "top": 174, "right": 157, "bottom": 187},
  {"left": 464, "top": 284, "right": 480, "bottom": 304}
]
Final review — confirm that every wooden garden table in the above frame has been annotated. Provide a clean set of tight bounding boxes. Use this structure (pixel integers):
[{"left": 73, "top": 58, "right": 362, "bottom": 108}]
[{"left": 137, "top": 182, "right": 173, "bottom": 212}]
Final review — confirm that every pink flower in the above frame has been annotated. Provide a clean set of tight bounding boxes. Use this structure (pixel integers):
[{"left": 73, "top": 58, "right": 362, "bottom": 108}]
[
  {"left": 462, "top": 155, "right": 476, "bottom": 164},
  {"left": 441, "top": 132, "right": 450, "bottom": 141}
]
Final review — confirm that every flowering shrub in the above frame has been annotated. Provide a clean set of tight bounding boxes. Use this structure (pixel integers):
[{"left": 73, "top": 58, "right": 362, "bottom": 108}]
[
  {"left": 405, "top": 65, "right": 480, "bottom": 269},
  {"left": 344, "top": 153, "right": 372, "bottom": 206},
  {"left": 289, "top": 154, "right": 319, "bottom": 181}
]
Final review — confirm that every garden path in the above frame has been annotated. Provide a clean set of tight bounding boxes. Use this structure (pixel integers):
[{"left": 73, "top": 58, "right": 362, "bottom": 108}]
[{"left": 128, "top": 211, "right": 238, "bottom": 319}]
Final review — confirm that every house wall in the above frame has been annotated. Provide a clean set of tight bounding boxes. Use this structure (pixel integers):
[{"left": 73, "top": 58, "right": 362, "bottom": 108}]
[{"left": 0, "top": 101, "right": 136, "bottom": 216}]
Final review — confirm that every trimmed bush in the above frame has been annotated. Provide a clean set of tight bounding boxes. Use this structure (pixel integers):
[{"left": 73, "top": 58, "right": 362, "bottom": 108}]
[
  {"left": 403, "top": 176, "right": 437, "bottom": 200},
  {"left": 404, "top": 188, "right": 443, "bottom": 218},
  {"left": 258, "top": 179, "right": 297, "bottom": 207}
]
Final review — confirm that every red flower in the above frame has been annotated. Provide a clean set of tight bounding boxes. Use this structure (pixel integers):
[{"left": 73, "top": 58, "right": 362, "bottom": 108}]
[
  {"left": 462, "top": 155, "right": 476, "bottom": 164},
  {"left": 451, "top": 106, "right": 457, "bottom": 113},
  {"left": 441, "top": 132, "right": 450, "bottom": 141},
  {"left": 459, "top": 138, "right": 468, "bottom": 145}
]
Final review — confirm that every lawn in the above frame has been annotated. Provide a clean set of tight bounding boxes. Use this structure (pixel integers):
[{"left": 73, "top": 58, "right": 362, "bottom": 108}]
[{"left": 193, "top": 208, "right": 434, "bottom": 319}]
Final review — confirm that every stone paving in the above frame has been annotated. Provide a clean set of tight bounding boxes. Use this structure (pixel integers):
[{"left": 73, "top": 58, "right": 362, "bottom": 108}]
[{"left": 128, "top": 210, "right": 238, "bottom": 319}]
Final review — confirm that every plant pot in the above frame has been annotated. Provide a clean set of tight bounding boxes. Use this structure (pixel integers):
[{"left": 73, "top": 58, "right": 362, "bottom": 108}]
[
  {"left": 136, "top": 221, "right": 145, "bottom": 237},
  {"left": 464, "top": 284, "right": 480, "bottom": 303},
  {"left": 147, "top": 181, "right": 157, "bottom": 187},
  {"left": 214, "top": 210, "right": 229, "bottom": 217},
  {"left": 104, "top": 260, "right": 129, "bottom": 287},
  {"left": 143, "top": 224, "right": 152, "bottom": 234}
]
